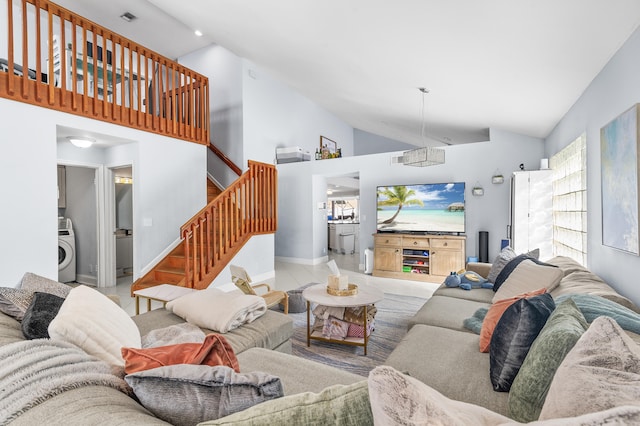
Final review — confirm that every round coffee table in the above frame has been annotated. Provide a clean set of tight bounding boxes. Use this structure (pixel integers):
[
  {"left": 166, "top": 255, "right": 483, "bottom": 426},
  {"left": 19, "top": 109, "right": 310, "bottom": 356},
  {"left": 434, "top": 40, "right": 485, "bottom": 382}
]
[{"left": 302, "top": 283, "right": 384, "bottom": 355}]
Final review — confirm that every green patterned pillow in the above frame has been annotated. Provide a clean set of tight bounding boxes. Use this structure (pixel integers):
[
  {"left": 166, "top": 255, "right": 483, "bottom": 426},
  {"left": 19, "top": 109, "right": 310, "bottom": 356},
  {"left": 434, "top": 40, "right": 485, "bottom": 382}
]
[
  {"left": 508, "top": 298, "right": 588, "bottom": 422},
  {"left": 199, "top": 380, "right": 371, "bottom": 425}
]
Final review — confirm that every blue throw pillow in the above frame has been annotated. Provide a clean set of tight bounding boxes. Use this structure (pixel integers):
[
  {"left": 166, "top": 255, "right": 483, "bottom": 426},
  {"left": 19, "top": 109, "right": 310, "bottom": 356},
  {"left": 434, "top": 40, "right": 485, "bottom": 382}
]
[
  {"left": 556, "top": 293, "right": 640, "bottom": 335},
  {"left": 489, "top": 293, "right": 555, "bottom": 392}
]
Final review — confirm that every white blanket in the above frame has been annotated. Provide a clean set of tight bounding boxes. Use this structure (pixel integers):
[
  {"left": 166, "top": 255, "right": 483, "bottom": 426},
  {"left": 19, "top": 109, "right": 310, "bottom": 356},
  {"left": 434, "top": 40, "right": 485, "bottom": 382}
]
[{"left": 166, "top": 288, "right": 267, "bottom": 333}]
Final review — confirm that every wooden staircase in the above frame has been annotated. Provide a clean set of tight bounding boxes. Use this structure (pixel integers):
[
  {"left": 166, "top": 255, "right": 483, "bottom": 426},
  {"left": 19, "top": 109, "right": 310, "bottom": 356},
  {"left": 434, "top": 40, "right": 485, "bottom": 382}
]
[
  {"left": 131, "top": 161, "right": 277, "bottom": 295},
  {"left": 207, "top": 179, "right": 223, "bottom": 203}
]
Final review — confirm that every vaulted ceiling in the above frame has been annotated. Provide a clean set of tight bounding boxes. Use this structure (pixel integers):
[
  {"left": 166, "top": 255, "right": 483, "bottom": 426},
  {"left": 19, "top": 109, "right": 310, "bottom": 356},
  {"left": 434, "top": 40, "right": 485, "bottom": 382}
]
[{"left": 54, "top": 0, "right": 640, "bottom": 147}]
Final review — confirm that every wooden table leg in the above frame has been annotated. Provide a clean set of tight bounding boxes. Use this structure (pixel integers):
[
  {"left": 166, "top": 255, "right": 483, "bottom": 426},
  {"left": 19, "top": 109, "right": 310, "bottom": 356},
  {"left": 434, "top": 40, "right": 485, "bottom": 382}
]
[
  {"left": 135, "top": 296, "right": 140, "bottom": 315},
  {"left": 146, "top": 298, "right": 151, "bottom": 312},
  {"left": 364, "top": 304, "right": 368, "bottom": 356},
  {"left": 306, "top": 300, "right": 311, "bottom": 347}
]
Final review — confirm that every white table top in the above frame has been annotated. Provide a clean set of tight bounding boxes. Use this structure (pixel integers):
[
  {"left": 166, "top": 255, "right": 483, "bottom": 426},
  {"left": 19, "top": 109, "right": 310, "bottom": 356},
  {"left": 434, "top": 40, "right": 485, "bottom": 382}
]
[
  {"left": 302, "top": 283, "right": 384, "bottom": 307},
  {"left": 133, "top": 284, "right": 196, "bottom": 301}
]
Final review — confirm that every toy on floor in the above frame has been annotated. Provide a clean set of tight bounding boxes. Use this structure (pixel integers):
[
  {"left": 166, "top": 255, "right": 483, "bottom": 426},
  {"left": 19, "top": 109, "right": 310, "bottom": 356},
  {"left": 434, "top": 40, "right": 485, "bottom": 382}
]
[{"left": 444, "top": 270, "right": 493, "bottom": 291}]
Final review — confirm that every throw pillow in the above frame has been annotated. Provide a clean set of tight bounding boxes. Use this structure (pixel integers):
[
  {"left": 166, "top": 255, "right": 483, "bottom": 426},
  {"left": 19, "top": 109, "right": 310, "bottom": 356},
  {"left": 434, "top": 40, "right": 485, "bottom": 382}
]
[
  {"left": 487, "top": 246, "right": 517, "bottom": 283},
  {"left": 508, "top": 298, "right": 588, "bottom": 423},
  {"left": 489, "top": 293, "right": 555, "bottom": 392},
  {"left": 491, "top": 259, "right": 562, "bottom": 303},
  {"left": 463, "top": 307, "right": 488, "bottom": 334},
  {"left": 556, "top": 293, "right": 640, "bottom": 335},
  {"left": 166, "top": 288, "right": 266, "bottom": 333},
  {"left": 19, "top": 272, "right": 71, "bottom": 298},
  {"left": 0, "top": 287, "right": 33, "bottom": 321},
  {"left": 48, "top": 285, "right": 141, "bottom": 367},
  {"left": 480, "top": 288, "right": 547, "bottom": 352},
  {"left": 21, "top": 292, "right": 65, "bottom": 339},
  {"left": 122, "top": 333, "right": 240, "bottom": 375},
  {"left": 368, "top": 366, "right": 512, "bottom": 425},
  {"left": 199, "top": 380, "right": 372, "bottom": 426},
  {"left": 142, "top": 322, "right": 206, "bottom": 348},
  {"left": 539, "top": 316, "right": 640, "bottom": 420},
  {"left": 125, "top": 364, "right": 284, "bottom": 426}
]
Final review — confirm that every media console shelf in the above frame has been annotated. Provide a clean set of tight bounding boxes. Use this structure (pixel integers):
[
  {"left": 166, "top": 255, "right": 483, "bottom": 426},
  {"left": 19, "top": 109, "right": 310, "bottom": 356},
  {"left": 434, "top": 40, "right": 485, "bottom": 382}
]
[{"left": 372, "top": 234, "right": 466, "bottom": 282}]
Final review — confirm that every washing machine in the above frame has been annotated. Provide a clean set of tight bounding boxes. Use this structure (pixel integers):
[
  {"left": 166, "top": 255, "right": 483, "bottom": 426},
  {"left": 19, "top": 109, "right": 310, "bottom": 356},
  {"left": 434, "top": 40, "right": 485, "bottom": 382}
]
[{"left": 58, "top": 217, "right": 76, "bottom": 283}]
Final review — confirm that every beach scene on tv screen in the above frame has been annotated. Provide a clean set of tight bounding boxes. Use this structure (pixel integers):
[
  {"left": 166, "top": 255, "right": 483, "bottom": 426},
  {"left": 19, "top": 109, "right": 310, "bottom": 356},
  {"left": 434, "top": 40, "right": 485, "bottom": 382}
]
[{"left": 377, "top": 183, "right": 465, "bottom": 233}]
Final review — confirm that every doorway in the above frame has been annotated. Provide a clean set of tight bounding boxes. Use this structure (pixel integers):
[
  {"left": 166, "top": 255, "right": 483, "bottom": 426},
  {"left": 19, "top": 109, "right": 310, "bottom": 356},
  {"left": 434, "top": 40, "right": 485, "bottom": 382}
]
[{"left": 110, "top": 165, "right": 134, "bottom": 286}]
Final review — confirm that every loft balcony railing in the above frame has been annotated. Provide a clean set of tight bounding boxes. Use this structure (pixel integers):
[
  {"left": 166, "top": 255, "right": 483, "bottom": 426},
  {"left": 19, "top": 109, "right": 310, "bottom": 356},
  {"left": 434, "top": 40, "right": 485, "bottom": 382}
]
[{"left": 0, "top": 0, "right": 209, "bottom": 145}]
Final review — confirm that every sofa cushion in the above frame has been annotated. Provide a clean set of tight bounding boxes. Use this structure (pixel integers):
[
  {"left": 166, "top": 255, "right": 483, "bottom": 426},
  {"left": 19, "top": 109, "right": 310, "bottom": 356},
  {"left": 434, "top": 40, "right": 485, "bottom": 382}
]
[
  {"left": 508, "top": 298, "right": 588, "bottom": 423},
  {"left": 236, "top": 347, "right": 365, "bottom": 395},
  {"left": 433, "top": 283, "right": 495, "bottom": 303},
  {"left": 133, "top": 309, "right": 293, "bottom": 355},
  {"left": 122, "top": 333, "right": 240, "bottom": 375},
  {"left": 21, "top": 292, "right": 65, "bottom": 339},
  {"left": 489, "top": 293, "right": 555, "bottom": 392},
  {"left": 547, "top": 257, "right": 640, "bottom": 313},
  {"left": 492, "top": 259, "right": 562, "bottom": 303},
  {"left": 480, "top": 288, "right": 547, "bottom": 353},
  {"left": 48, "top": 285, "right": 141, "bottom": 367},
  {"left": 125, "top": 364, "right": 283, "bottom": 426},
  {"left": 539, "top": 316, "right": 640, "bottom": 420},
  {"left": 409, "top": 295, "right": 491, "bottom": 332},
  {"left": 385, "top": 324, "right": 510, "bottom": 416}
]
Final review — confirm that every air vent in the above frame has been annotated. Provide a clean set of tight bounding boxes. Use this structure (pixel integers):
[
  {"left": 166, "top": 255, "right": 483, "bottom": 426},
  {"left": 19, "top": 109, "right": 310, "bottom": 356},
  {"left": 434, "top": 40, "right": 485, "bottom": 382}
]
[{"left": 120, "top": 12, "right": 137, "bottom": 22}]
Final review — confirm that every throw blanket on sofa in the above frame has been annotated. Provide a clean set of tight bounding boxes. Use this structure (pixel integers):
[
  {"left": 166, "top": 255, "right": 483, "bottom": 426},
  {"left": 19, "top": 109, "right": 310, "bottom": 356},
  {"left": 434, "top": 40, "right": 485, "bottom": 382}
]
[{"left": 0, "top": 339, "right": 132, "bottom": 425}]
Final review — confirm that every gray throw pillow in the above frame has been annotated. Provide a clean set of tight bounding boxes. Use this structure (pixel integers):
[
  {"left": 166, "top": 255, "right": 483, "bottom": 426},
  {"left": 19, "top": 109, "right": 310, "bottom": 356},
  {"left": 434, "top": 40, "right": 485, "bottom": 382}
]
[
  {"left": 487, "top": 247, "right": 517, "bottom": 283},
  {"left": 508, "top": 298, "right": 588, "bottom": 422},
  {"left": 19, "top": 272, "right": 71, "bottom": 298},
  {"left": 125, "top": 364, "right": 283, "bottom": 426},
  {"left": 0, "top": 287, "right": 33, "bottom": 321},
  {"left": 21, "top": 292, "right": 65, "bottom": 339},
  {"left": 489, "top": 293, "right": 555, "bottom": 392}
]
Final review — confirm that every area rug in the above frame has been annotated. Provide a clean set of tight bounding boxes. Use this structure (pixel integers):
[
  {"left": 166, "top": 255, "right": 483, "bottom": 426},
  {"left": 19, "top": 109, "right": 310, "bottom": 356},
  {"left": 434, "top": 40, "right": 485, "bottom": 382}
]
[{"left": 289, "top": 293, "right": 427, "bottom": 377}]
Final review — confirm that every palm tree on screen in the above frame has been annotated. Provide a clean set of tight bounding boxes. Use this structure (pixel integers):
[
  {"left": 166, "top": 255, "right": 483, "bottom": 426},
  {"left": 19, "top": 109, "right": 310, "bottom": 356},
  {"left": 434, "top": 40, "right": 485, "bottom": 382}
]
[{"left": 377, "top": 186, "right": 424, "bottom": 224}]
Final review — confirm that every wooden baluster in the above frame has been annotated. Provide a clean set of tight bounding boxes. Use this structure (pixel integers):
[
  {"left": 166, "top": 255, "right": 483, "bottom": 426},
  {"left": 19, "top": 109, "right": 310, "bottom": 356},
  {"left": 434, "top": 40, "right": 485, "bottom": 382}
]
[
  {"left": 70, "top": 16, "right": 77, "bottom": 110},
  {"left": 59, "top": 10, "right": 66, "bottom": 107},
  {"left": 136, "top": 49, "right": 141, "bottom": 124},
  {"left": 128, "top": 43, "right": 133, "bottom": 124},
  {"left": 20, "top": 0, "right": 28, "bottom": 99},
  {"left": 34, "top": 0, "right": 42, "bottom": 101},
  {"left": 82, "top": 26, "right": 88, "bottom": 112},
  {"left": 101, "top": 32, "right": 108, "bottom": 117},
  {"left": 47, "top": 8, "right": 54, "bottom": 105}
]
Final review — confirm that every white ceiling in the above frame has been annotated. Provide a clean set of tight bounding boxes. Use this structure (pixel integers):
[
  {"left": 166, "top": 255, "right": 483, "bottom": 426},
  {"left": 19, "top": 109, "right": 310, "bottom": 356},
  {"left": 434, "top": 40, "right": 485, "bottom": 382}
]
[{"left": 54, "top": 1, "right": 640, "bottom": 147}]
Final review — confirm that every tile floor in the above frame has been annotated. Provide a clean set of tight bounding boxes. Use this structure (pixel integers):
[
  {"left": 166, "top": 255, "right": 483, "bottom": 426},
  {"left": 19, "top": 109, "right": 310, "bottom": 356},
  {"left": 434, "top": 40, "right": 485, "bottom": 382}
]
[{"left": 100, "top": 251, "right": 441, "bottom": 316}]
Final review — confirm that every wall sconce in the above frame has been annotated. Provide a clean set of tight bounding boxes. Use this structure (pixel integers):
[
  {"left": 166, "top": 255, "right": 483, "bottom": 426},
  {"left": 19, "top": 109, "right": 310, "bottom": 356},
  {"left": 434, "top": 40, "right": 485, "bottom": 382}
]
[
  {"left": 115, "top": 176, "right": 133, "bottom": 184},
  {"left": 492, "top": 170, "right": 504, "bottom": 184},
  {"left": 472, "top": 180, "right": 484, "bottom": 196}
]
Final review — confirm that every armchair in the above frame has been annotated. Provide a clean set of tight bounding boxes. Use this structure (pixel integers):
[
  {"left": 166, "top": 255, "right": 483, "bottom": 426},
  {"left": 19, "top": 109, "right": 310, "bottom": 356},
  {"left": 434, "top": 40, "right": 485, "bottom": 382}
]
[{"left": 230, "top": 265, "right": 289, "bottom": 314}]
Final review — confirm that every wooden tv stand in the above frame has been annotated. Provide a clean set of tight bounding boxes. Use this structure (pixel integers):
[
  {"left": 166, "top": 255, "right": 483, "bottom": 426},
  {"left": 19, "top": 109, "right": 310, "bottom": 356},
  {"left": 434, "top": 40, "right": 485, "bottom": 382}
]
[{"left": 372, "top": 234, "right": 466, "bottom": 282}]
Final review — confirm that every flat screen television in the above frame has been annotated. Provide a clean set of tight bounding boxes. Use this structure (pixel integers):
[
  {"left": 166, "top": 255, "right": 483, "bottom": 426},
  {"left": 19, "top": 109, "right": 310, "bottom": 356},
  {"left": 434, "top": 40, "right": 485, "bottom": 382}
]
[{"left": 376, "top": 182, "right": 465, "bottom": 234}]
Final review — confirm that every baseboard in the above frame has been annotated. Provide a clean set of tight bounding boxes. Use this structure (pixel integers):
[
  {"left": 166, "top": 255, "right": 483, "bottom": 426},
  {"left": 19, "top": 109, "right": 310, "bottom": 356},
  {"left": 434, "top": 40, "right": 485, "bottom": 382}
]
[
  {"left": 141, "top": 237, "right": 182, "bottom": 276},
  {"left": 275, "top": 255, "right": 329, "bottom": 265},
  {"left": 207, "top": 172, "right": 224, "bottom": 191},
  {"left": 76, "top": 274, "right": 97, "bottom": 286}
]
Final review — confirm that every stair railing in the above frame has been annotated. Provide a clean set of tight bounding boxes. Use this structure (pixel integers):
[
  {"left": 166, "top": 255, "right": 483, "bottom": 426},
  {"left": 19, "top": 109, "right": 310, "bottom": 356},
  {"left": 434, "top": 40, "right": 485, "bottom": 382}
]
[{"left": 180, "top": 160, "right": 277, "bottom": 289}]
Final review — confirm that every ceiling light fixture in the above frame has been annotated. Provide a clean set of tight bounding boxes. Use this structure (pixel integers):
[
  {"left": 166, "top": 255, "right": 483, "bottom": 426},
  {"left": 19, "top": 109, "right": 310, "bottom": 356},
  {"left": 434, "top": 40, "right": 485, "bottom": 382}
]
[
  {"left": 120, "top": 12, "right": 137, "bottom": 23},
  {"left": 194, "top": 30, "right": 203, "bottom": 37},
  {"left": 397, "top": 88, "right": 446, "bottom": 167},
  {"left": 68, "top": 137, "right": 95, "bottom": 148}
]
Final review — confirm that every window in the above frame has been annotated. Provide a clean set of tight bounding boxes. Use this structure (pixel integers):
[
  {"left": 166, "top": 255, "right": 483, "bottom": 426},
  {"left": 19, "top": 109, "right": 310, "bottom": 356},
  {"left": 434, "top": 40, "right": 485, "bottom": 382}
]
[{"left": 550, "top": 134, "right": 587, "bottom": 265}]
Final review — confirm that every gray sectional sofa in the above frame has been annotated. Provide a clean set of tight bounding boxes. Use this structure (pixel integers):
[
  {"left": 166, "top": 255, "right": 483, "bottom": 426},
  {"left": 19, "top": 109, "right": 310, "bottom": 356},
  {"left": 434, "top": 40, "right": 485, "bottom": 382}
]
[
  {"left": 385, "top": 256, "right": 640, "bottom": 419},
  {"left": 2, "top": 255, "right": 640, "bottom": 424}
]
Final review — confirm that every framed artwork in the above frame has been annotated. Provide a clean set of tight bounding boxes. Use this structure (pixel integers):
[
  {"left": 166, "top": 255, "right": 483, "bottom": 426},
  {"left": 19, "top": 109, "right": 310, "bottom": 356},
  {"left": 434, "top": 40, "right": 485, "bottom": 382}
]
[
  {"left": 601, "top": 104, "right": 640, "bottom": 255},
  {"left": 320, "top": 136, "right": 337, "bottom": 159}
]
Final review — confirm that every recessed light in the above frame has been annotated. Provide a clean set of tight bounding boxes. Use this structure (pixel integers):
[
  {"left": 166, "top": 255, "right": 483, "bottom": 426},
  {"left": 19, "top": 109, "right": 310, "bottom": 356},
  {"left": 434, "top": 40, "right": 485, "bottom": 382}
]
[
  {"left": 68, "top": 137, "right": 95, "bottom": 148},
  {"left": 120, "top": 12, "right": 137, "bottom": 22},
  {"left": 194, "top": 30, "right": 203, "bottom": 37}
]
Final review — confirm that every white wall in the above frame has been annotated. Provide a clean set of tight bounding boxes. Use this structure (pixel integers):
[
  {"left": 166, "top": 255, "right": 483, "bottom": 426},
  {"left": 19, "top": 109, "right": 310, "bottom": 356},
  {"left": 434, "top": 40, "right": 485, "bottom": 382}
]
[
  {"left": 180, "top": 44, "right": 244, "bottom": 187},
  {"left": 276, "top": 128, "right": 545, "bottom": 265},
  {"left": 545, "top": 26, "right": 640, "bottom": 306},
  {"left": 0, "top": 97, "right": 207, "bottom": 286},
  {"left": 354, "top": 128, "right": 416, "bottom": 155},
  {"left": 242, "top": 61, "right": 355, "bottom": 164}
]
